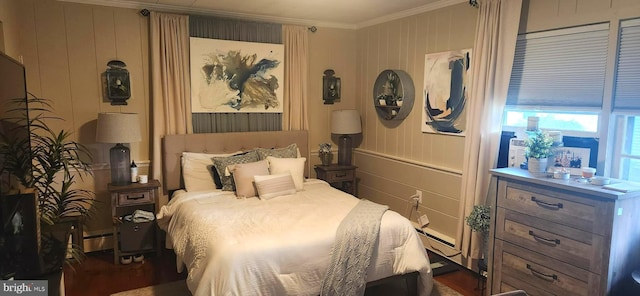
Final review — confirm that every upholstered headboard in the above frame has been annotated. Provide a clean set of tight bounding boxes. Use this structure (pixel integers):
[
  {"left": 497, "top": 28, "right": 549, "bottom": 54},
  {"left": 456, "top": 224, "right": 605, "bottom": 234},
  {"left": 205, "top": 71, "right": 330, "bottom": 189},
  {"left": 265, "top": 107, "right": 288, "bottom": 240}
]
[{"left": 162, "top": 131, "right": 309, "bottom": 192}]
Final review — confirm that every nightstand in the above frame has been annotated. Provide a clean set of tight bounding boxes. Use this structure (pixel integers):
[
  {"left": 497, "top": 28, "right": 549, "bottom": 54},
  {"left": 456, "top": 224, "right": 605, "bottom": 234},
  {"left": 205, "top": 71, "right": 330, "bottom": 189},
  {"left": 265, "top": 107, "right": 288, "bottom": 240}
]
[
  {"left": 108, "top": 180, "right": 161, "bottom": 265},
  {"left": 314, "top": 164, "right": 357, "bottom": 195}
]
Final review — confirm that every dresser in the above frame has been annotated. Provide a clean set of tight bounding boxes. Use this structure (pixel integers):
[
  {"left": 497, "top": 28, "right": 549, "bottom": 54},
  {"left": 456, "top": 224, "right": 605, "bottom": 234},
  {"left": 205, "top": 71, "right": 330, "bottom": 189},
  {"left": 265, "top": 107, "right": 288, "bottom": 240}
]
[{"left": 489, "top": 168, "right": 640, "bottom": 295}]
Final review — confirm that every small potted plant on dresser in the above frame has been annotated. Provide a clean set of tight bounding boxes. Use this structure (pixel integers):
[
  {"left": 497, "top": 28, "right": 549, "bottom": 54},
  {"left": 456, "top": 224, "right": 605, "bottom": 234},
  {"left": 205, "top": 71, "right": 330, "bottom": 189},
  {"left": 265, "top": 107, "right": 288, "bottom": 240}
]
[{"left": 525, "top": 130, "right": 554, "bottom": 173}]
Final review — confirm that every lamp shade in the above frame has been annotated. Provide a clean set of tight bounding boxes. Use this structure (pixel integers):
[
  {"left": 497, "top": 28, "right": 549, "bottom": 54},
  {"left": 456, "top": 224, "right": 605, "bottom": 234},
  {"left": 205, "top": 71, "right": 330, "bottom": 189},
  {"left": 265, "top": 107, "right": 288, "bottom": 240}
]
[
  {"left": 96, "top": 112, "right": 142, "bottom": 144},
  {"left": 331, "top": 109, "right": 361, "bottom": 135}
]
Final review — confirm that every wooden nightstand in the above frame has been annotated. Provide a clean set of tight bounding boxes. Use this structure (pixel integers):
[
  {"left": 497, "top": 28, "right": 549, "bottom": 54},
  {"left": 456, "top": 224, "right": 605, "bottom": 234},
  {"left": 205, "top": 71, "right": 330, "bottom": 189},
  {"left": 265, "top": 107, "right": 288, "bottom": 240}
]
[
  {"left": 314, "top": 164, "right": 357, "bottom": 195},
  {"left": 108, "top": 180, "right": 161, "bottom": 264}
]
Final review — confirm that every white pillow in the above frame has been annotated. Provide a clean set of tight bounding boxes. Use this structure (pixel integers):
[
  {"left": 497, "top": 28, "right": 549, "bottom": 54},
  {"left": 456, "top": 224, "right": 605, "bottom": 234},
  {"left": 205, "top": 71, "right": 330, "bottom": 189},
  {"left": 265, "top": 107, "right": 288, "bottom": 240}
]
[
  {"left": 181, "top": 151, "right": 241, "bottom": 192},
  {"left": 231, "top": 160, "right": 270, "bottom": 198},
  {"left": 254, "top": 173, "right": 297, "bottom": 200},
  {"left": 266, "top": 156, "right": 306, "bottom": 190}
]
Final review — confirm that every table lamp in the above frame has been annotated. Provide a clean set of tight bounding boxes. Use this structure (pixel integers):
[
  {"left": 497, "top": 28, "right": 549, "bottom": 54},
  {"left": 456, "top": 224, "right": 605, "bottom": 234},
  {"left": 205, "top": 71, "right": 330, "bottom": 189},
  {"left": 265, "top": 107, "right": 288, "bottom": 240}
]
[
  {"left": 331, "top": 109, "right": 362, "bottom": 165},
  {"left": 96, "top": 112, "right": 142, "bottom": 186}
]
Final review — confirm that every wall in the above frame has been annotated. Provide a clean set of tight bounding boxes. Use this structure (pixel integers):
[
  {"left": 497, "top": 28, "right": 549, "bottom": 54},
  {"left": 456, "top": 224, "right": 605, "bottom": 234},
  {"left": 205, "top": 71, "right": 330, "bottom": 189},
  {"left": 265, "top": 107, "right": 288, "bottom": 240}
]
[
  {"left": 353, "top": 3, "right": 477, "bottom": 247},
  {"left": 0, "top": 0, "right": 151, "bottom": 251},
  {"left": 307, "top": 27, "right": 357, "bottom": 165},
  {"left": 0, "top": 0, "right": 358, "bottom": 251}
]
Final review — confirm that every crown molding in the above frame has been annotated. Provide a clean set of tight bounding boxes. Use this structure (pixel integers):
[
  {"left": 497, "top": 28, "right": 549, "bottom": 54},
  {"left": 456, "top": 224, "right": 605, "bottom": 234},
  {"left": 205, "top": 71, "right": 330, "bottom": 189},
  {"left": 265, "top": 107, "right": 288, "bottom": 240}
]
[
  {"left": 355, "top": 0, "right": 468, "bottom": 29},
  {"left": 58, "top": 0, "right": 466, "bottom": 31}
]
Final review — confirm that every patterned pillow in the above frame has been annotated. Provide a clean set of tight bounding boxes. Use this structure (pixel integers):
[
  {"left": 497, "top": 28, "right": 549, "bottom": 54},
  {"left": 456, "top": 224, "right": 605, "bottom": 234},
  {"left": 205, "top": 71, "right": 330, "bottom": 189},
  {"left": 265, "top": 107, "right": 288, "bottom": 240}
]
[
  {"left": 181, "top": 151, "right": 241, "bottom": 191},
  {"left": 256, "top": 143, "right": 298, "bottom": 160},
  {"left": 213, "top": 150, "right": 259, "bottom": 191}
]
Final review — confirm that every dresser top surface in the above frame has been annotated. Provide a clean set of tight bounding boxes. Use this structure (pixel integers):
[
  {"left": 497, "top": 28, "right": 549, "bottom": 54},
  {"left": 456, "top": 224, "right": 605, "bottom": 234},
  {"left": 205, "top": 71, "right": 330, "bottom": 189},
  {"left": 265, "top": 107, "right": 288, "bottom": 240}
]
[{"left": 490, "top": 167, "right": 640, "bottom": 200}]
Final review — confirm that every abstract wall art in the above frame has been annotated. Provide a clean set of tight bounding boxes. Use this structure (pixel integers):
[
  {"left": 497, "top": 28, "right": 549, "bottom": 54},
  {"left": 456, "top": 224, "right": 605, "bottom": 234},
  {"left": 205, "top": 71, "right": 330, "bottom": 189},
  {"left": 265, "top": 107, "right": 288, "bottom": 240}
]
[
  {"left": 422, "top": 49, "right": 472, "bottom": 135},
  {"left": 190, "top": 37, "right": 284, "bottom": 113}
]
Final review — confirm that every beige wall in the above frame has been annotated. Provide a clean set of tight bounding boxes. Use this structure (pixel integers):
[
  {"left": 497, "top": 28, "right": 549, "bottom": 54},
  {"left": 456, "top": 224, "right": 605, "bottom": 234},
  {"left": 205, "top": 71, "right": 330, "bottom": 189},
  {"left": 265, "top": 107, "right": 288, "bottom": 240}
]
[
  {"left": 520, "top": 0, "right": 640, "bottom": 33},
  {"left": 307, "top": 27, "right": 357, "bottom": 166},
  {"left": 0, "top": 0, "right": 151, "bottom": 249},
  {"left": 353, "top": 3, "right": 477, "bottom": 243},
  {"left": 5, "top": 0, "right": 640, "bottom": 254},
  {"left": 0, "top": 0, "right": 358, "bottom": 250}
]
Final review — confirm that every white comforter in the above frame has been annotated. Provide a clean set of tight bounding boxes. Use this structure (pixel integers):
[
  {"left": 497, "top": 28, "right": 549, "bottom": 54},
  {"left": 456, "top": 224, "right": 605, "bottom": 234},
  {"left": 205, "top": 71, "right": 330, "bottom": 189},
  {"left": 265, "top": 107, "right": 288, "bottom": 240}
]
[{"left": 157, "top": 179, "right": 433, "bottom": 296}]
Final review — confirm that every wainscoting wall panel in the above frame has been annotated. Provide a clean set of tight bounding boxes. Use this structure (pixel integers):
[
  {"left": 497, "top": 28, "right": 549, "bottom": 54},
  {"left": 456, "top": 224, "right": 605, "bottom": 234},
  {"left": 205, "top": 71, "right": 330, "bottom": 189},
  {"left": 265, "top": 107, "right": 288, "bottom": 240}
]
[
  {"left": 354, "top": 150, "right": 461, "bottom": 243},
  {"left": 353, "top": 3, "right": 476, "bottom": 246}
]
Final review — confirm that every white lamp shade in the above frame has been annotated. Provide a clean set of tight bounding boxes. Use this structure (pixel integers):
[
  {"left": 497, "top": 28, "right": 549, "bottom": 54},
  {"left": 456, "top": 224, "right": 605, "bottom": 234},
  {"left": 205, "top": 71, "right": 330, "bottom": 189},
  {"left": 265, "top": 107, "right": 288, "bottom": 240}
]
[
  {"left": 331, "top": 109, "right": 362, "bottom": 135},
  {"left": 96, "top": 112, "right": 142, "bottom": 143}
]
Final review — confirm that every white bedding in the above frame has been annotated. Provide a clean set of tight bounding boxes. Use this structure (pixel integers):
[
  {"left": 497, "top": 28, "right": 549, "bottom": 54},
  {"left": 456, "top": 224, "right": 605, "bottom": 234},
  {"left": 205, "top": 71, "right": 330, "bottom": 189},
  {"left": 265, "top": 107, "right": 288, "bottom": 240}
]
[{"left": 157, "top": 179, "right": 433, "bottom": 296}]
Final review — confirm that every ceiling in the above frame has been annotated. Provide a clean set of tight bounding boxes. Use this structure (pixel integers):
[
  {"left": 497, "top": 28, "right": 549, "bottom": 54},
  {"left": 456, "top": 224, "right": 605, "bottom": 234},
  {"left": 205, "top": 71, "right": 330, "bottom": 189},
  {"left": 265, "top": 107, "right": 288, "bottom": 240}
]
[{"left": 60, "top": 0, "right": 467, "bottom": 29}]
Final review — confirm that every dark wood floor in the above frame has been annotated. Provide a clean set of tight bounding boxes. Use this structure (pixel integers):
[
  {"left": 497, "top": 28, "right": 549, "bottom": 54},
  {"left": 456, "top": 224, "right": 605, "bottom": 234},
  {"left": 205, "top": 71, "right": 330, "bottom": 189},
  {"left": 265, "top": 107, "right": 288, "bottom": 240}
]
[{"left": 63, "top": 249, "right": 484, "bottom": 296}]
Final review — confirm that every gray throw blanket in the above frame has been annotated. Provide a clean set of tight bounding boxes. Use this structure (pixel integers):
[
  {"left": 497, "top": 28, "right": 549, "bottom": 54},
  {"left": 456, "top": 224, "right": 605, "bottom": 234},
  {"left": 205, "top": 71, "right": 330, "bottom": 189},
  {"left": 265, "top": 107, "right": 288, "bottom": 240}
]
[{"left": 320, "top": 199, "right": 389, "bottom": 296}]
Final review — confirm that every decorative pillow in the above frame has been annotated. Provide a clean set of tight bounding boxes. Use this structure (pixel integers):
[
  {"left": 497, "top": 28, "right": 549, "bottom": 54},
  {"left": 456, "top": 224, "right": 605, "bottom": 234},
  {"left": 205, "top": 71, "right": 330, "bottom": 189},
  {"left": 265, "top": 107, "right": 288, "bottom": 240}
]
[
  {"left": 256, "top": 143, "right": 298, "bottom": 160},
  {"left": 213, "top": 150, "right": 260, "bottom": 191},
  {"left": 254, "top": 173, "right": 297, "bottom": 200},
  {"left": 266, "top": 156, "right": 306, "bottom": 190},
  {"left": 231, "top": 160, "right": 270, "bottom": 198},
  {"left": 181, "top": 151, "right": 240, "bottom": 192}
]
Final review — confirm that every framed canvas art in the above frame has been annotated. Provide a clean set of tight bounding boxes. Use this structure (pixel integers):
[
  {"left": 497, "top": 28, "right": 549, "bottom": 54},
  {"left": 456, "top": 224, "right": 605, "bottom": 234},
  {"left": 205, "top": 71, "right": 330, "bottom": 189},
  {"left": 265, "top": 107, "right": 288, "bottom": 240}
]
[
  {"left": 422, "top": 49, "right": 471, "bottom": 135},
  {"left": 190, "top": 37, "right": 284, "bottom": 113}
]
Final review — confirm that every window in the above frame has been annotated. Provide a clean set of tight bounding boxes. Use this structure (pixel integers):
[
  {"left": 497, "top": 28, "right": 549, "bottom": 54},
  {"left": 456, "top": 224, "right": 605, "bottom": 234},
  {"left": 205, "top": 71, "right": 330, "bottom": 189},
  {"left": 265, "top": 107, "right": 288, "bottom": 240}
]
[
  {"left": 503, "top": 24, "right": 609, "bottom": 137},
  {"left": 612, "top": 115, "right": 640, "bottom": 181},
  {"left": 503, "top": 110, "right": 599, "bottom": 135},
  {"left": 611, "top": 18, "right": 640, "bottom": 180},
  {"left": 507, "top": 23, "right": 609, "bottom": 109}
]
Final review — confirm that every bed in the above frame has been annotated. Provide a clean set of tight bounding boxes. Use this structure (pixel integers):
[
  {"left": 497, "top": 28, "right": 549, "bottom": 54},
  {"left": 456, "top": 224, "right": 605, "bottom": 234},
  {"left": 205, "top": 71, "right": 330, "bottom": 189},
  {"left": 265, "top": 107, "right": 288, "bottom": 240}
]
[{"left": 157, "top": 131, "right": 433, "bottom": 296}]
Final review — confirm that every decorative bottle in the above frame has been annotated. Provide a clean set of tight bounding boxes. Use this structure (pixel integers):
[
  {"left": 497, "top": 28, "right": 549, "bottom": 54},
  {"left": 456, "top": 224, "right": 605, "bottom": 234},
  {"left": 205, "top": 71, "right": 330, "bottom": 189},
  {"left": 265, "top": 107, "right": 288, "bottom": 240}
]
[{"left": 130, "top": 160, "right": 138, "bottom": 183}]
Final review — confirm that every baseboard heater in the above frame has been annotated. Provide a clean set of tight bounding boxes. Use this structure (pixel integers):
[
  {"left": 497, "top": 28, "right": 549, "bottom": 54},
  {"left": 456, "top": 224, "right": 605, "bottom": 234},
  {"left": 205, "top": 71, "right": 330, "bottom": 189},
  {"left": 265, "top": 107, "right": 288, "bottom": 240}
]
[
  {"left": 414, "top": 227, "right": 455, "bottom": 248},
  {"left": 414, "top": 227, "right": 461, "bottom": 276}
]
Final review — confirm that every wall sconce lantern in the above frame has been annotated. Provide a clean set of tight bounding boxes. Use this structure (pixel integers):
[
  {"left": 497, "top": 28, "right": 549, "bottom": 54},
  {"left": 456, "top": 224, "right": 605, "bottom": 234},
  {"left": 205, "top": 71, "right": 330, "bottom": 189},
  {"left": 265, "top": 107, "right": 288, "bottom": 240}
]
[
  {"left": 106, "top": 60, "right": 131, "bottom": 105},
  {"left": 323, "top": 69, "right": 341, "bottom": 104}
]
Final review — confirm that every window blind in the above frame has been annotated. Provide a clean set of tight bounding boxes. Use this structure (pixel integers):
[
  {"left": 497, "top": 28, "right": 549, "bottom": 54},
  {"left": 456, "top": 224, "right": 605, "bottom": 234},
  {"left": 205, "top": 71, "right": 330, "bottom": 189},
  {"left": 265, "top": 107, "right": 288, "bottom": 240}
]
[
  {"left": 613, "top": 18, "right": 640, "bottom": 111},
  {"left": 507, "top": 24, "right": 609, "bottom": 108}
]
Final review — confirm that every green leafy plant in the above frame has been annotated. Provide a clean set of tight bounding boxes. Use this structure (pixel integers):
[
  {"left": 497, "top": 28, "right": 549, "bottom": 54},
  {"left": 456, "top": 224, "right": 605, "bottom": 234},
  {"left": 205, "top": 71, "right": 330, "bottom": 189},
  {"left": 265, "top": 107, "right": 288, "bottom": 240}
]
[
  {"left": 525, "top": 130, "right": 554, "bottom": 159},
  {"left": 465, "top": 205, "right": 491, "bottom": 234},
  {"left": 0, "top": 95, "right": 94, "bottom": 266}
]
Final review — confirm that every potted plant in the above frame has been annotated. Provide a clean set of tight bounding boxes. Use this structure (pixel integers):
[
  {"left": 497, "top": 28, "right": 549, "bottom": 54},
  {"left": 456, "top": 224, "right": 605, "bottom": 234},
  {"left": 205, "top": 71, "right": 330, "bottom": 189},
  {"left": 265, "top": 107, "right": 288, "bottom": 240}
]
[
  {"left": 318, "top": 143, "right": 332, "bottom": 166},
  {"left": 0, "top": 96, "right": 94, "bottom": 272},
  {"left": 465, "top": 204, "right": 491, "bottom": 275},
  {"left": 525, "top": 130, "right": 554, "bottom": 173},
  {"left": 465, "top": 204, "right": 491, "bottom": 261}
]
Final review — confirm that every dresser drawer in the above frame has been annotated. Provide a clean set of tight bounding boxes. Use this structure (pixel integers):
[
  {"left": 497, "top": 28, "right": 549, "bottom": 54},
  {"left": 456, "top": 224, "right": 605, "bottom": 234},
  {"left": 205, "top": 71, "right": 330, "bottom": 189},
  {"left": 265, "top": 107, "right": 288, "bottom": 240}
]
[
  {"left": 493, "top": 240, "right": 601, "bottom": 296},
  {"left": 325, "top": 169, "right": 354, "bottom": 182},
  {"left": 117, "top": 190, "right": 153, "bottom": 205},
  {"left": 495, "top": 208, "right": 605, "bottom": 273},
  {"left": 497, "top": 181, "right": 611, "bottom": 235}
]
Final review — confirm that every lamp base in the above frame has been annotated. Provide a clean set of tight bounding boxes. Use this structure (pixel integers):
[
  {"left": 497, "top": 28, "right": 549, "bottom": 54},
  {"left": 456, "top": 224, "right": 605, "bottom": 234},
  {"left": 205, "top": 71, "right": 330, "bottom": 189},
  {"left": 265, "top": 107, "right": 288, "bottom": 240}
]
[
  {"left": 110, "top": 143, "right": 131, "bottom": 186},
  {"left": 338, "top": 135, "right": 353, "bottom": 166}
]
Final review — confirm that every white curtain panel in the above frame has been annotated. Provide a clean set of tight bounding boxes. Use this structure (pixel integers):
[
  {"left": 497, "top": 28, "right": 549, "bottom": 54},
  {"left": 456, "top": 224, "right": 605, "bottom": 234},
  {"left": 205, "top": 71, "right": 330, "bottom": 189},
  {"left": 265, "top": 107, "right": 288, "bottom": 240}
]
[
  {"left": 150, "top": 12, "right": 192, "bottom": 207},
  {"left": 282, "top": 25, "right": 309, "bottom": 131},
  {"left": 457, "top": 0, "right": 523, "bottom": 259}
]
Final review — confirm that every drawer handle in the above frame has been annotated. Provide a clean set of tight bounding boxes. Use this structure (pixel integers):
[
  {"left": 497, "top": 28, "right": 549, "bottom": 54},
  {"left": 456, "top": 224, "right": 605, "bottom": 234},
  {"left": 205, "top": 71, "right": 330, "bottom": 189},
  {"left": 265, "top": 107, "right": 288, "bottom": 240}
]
[
  {"left": 531, "top": 196, "right": 563, "bottom": 209},
  {"left": 335, "top": 172, "right": 347, "bottom": 177},
  {"left": 528, "top": 230, "right": 560, "bottom": 246},
  {"left": 126, "top": 195, "right": 145, "bottom": 200},
  {"left": 526, "top": 264, "right": 558, "bottom": 281}
]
